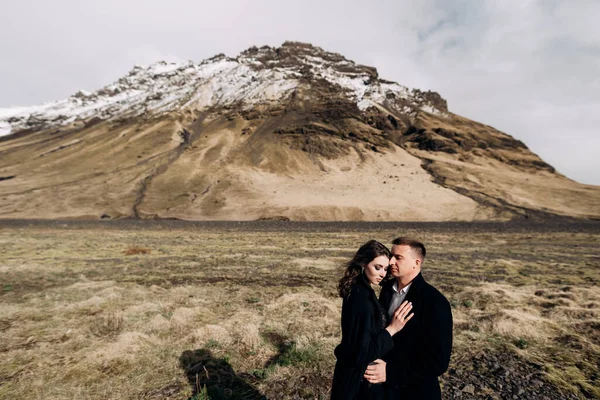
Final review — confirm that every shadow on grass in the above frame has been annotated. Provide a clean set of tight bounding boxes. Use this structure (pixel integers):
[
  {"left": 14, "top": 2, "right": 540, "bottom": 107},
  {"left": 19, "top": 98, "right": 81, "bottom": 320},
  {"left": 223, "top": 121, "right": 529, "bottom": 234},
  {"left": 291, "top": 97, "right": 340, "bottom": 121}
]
[
  {"left": 180, "top": 349, "right": 265, "bottom": 400},
  {"left": 260, "top": 331, "right": 332, "bottom": 399},
  {"left": 263, "top": 331, "right": 294, "bottom": 368},
  {"left": 262, "top": 331, "right": 320, "bottom": 369}
]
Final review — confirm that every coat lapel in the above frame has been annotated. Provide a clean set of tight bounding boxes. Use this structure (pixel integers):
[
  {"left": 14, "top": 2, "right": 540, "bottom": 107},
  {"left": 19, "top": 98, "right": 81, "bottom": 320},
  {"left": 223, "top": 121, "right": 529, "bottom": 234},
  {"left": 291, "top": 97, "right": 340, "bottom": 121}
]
[
  {"left": 400, "top": 273, "right": 425, "bottom": 339},
  {"left": 405, "top": 273, "right": 424, "bottom": 300}
]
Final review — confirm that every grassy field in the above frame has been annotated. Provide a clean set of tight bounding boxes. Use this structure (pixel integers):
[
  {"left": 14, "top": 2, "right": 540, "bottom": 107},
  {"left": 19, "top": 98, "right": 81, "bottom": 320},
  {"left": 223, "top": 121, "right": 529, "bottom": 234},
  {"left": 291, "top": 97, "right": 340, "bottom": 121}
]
[{"left": 1, "top": 220, "right": 598, "bottom": 399}]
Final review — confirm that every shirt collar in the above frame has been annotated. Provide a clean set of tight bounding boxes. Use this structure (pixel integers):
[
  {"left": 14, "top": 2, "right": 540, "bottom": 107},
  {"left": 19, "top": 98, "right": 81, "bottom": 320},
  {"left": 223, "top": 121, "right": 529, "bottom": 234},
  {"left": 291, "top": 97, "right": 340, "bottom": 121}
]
[{"left": 392, "top": 280, "right": 412, "bottom": 295}]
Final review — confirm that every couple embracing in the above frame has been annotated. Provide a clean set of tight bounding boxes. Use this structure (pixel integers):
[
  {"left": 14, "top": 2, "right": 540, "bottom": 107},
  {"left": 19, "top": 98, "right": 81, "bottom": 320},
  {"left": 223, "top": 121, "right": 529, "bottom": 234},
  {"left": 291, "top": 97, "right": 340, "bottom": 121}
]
[{"left": 331, "top": 237, "right": 453, "bottom": 400}]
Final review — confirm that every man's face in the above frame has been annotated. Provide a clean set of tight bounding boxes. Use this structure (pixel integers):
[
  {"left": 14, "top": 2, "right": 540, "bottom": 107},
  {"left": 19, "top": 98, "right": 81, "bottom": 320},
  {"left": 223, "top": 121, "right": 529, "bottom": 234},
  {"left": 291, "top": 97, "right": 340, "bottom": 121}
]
[{"left": 389, "top": 244, "right": 419, "bottom": 279}]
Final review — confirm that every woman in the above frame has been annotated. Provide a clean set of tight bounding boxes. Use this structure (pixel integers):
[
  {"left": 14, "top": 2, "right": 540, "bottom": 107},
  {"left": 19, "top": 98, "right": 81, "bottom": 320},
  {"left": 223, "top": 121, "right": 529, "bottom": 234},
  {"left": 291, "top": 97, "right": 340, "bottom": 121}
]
[{"left": 331, "top": 240, "right": 414, "bottom": 400}]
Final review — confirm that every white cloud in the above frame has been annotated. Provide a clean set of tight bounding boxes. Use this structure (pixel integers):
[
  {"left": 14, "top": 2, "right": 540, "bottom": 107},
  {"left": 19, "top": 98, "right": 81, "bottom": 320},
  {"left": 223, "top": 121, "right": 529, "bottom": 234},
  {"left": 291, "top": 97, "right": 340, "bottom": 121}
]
[
  {"left": 0, "top": 0, "right": 598, "bottom": 184},
  {"left": 405, "top": 0, "right": 600, "bottom": 184}
]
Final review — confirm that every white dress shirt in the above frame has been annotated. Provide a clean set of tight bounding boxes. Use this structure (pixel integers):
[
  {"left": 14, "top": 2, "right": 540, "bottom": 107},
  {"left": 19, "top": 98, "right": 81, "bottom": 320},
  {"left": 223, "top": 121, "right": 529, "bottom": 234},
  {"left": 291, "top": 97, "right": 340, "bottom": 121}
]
[{"left": 388, "top": 281, "right": 412, "bottom": 317}]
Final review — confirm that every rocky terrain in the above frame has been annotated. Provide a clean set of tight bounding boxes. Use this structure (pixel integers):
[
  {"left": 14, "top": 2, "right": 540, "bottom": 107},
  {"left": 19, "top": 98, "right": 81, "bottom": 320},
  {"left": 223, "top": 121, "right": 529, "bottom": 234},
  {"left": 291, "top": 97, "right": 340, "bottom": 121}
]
[{"left": 0, "top": 41, "right": 598, "bottom": 221}]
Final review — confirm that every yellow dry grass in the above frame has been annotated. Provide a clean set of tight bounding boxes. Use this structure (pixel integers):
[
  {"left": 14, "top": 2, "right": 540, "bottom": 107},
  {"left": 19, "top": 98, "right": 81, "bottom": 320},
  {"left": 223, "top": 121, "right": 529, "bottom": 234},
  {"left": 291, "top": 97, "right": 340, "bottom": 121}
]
[{"left": 0, "top": 221, "right": 598, "bottom": 399}]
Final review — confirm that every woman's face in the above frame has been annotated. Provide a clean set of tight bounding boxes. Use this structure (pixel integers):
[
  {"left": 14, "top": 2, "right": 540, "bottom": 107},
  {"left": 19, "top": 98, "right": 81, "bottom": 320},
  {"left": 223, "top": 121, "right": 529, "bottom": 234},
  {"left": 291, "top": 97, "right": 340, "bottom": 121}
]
[{"left": 364, "top": 255, "right": 389, "bottom": 285}]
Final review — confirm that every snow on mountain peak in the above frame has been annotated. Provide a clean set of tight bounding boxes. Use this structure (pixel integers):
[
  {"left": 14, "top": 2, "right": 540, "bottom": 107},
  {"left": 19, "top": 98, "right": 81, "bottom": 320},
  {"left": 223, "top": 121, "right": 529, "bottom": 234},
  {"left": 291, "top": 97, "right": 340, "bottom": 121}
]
[{"left": 0, "top": 42, "right": 447, "bottom": 137}]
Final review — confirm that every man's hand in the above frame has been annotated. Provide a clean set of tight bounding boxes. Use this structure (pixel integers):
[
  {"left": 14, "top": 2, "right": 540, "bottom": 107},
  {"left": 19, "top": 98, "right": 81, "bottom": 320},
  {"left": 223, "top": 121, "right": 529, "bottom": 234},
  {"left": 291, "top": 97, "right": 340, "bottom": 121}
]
[{"left": 364, "top": 359, "right": 386, "bottom": 383}]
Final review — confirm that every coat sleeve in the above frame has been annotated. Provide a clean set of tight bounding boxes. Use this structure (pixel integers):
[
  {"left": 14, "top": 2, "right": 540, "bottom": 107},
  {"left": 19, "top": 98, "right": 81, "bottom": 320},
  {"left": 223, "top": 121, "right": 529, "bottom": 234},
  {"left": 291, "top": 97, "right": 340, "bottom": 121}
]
[
  {"left": 386, "top": 294, "right": 453, "bottom": 384},
  {"left": 337, "top": 288, "right": 394, "bottom": 370}
]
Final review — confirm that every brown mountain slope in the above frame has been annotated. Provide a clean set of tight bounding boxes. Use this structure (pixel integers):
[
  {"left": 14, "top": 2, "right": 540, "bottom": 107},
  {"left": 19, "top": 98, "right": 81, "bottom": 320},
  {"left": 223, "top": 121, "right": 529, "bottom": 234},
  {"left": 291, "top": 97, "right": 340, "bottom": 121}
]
[
  {"left": 405, "top": 112, "right": 599, "bottom": 220},
  {"left": 0, "top": 110, "right": 488, "bottom": 221},
  {"left": 0, "top": 42, "right": 598, "bottom": 221}
]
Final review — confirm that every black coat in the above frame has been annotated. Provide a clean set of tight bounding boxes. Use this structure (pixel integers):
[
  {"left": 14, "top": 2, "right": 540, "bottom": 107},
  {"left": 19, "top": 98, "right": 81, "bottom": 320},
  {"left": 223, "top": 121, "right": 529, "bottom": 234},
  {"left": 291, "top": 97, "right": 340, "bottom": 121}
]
[
  {"left": 331, "top": 275, "right": 394, "bottom": 400},
  {"left": 379, "top": 273, "right": 453, "bottom": 400}
]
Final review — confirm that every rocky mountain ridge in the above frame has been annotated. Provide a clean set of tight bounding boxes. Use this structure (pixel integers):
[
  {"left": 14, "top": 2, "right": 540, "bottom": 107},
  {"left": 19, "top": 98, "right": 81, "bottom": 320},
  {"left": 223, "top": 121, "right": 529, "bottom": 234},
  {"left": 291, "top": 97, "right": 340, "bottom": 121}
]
[
  {"left": 0, "top": 42, "right": 444, "bottom": 137},
  {"left": 0, "top": 42, "right": 598, "bottom": 221}
]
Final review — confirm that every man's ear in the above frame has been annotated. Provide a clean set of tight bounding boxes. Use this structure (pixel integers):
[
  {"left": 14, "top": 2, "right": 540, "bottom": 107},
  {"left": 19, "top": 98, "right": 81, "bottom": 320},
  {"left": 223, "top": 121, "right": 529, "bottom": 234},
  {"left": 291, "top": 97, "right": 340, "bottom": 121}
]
[{"left": 415, "top": 258, "right": 421, "bottom": 268}]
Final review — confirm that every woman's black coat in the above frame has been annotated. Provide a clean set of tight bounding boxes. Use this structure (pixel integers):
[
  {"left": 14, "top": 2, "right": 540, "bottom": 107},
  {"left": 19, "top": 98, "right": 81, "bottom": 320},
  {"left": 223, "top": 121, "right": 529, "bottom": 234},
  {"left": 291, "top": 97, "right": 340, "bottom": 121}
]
[{"left": 330, "top": 275, "right": 394, "bottom": 400}]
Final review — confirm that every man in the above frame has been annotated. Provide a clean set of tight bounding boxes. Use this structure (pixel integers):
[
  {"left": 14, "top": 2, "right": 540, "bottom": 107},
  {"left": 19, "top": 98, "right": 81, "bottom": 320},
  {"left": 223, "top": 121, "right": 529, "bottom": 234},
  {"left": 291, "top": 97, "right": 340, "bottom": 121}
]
[{"left": 364, "top": 237, "right": 453, "bottom": 399}]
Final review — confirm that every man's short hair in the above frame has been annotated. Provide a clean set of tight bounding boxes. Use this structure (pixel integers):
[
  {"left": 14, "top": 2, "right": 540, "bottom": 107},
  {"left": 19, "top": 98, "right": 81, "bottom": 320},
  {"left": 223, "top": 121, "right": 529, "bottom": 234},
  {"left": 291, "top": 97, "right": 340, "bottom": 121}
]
[{"left": 392, "top": 237, "right": 426, "bottom": 260}]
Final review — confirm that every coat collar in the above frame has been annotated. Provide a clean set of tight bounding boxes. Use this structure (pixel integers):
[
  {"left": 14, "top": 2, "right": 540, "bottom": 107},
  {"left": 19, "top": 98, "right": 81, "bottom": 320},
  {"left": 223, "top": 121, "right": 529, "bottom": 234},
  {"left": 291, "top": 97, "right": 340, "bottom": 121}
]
[
  {"left": 381, "top": 273, "right": 425, "bottom": 306},
  {"left": 386, "top": 272, "right": 424, "bottom": 292},
  {"left": 353, "top": 274, "right": 386, "bottom": 317},
  {"left": 404, "top": 273, "right": 425, "bottom": 304},
  {"left": 354, "top": 273, "right": 378, "bottom": 300},
  {"left": 408, "top": 272, "right": 425, "bottom": 291},
  {"left": 357, "top": 272, "right": 372, "bottom": 289}
]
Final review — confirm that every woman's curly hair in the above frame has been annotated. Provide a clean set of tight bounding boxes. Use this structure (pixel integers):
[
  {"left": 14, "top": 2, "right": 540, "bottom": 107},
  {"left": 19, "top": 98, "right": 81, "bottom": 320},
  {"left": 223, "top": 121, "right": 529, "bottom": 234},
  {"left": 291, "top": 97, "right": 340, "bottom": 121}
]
[{"left": 337, "top": 240, "right": 391, "bottom": 299}]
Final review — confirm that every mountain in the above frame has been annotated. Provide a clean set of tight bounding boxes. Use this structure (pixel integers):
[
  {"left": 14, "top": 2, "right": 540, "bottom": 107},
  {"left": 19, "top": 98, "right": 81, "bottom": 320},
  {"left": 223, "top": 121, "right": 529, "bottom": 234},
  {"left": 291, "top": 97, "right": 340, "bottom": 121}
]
[{"left": 0, "top": 41, "right": 598, "bottom": 221}]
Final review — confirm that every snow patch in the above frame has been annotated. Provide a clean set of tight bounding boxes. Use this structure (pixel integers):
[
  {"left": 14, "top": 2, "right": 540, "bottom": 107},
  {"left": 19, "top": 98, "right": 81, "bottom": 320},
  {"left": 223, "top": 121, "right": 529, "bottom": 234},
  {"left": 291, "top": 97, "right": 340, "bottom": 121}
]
[
  {"left": 420, "top": 105, "right": 443, "bottom": 115},
  {"left": 0, "top": 48, "right": 444, "bottom": 136},
  {"left": 0, "top": 121, "right": 11, "bottom": 137}
]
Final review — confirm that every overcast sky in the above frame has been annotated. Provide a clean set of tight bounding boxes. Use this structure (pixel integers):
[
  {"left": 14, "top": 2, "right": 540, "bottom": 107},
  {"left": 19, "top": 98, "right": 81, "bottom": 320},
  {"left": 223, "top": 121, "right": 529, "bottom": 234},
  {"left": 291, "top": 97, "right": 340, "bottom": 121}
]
[{"left": 2, "top": 0, "right": 599, "bottom": 185}]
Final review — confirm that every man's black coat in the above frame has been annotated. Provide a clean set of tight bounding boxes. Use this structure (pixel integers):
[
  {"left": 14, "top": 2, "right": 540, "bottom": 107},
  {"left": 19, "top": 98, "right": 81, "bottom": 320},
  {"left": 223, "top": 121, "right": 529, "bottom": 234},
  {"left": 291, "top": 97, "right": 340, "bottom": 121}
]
[
  {"left": 379, "top": 273, "right": 453, "bottom": 399},
  {"left": 331, "top": 275, "right": 394, "bottom": 400}
]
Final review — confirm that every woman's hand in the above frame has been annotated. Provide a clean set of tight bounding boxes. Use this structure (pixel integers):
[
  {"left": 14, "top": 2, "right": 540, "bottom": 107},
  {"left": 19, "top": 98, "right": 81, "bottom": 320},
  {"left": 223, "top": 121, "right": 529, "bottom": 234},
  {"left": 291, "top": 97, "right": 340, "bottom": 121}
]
[{"left": 385, "top": 300, "right": 414, "bottom": 336}]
